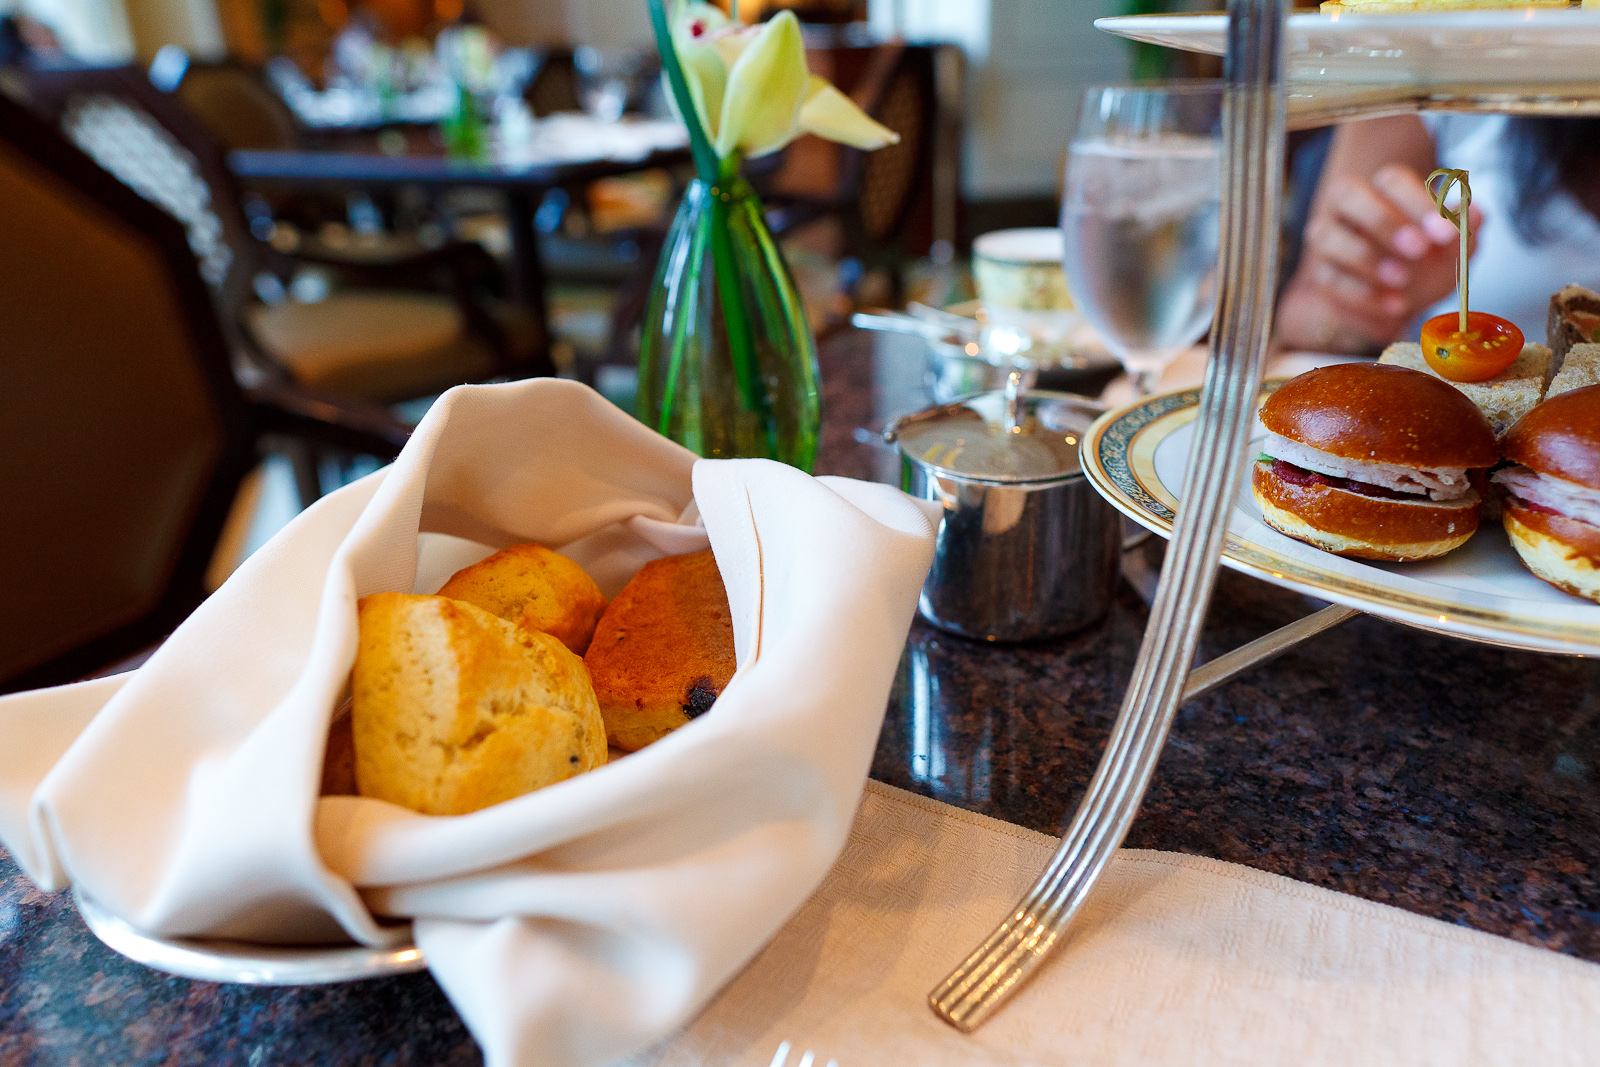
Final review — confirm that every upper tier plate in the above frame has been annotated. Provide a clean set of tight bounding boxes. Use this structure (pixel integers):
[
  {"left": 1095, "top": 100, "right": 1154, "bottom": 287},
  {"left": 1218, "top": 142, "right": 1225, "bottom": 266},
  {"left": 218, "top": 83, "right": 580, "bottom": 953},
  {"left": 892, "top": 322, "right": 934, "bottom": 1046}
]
[
  {"left": 1096, "top": 8, "right": 1600, "bottom": 126},
  {"left": 1083, "top": 383, "right": 1600, "bottom": 657}
]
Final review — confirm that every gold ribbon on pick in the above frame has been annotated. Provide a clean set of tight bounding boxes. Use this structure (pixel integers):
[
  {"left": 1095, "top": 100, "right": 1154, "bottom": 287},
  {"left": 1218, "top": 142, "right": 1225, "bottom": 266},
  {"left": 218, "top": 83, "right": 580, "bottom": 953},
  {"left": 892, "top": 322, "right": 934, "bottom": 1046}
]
[{"left": 1427, "top": 168, "right": 1471, "bottom": 334}]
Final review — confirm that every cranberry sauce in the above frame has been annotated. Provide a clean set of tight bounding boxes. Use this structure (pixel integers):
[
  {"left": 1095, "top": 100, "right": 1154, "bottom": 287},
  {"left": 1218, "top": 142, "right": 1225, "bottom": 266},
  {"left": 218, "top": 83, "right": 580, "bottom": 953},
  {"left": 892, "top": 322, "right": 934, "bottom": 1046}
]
[{"left": 1265, "top": 459, "right": 1420, "bottom": 501}]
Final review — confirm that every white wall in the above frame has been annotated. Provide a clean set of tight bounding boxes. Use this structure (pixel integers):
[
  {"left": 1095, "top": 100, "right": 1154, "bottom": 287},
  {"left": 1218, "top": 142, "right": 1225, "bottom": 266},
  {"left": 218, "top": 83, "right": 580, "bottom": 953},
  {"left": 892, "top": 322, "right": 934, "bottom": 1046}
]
[
  {"left": 121, "top": 0, "right": 224, "bottom": 60},
  {"left": 874, "top": 0, "right": 1133, "bottom": 201},
  {"left": 13, "top": 0, "right": 136, "bottom": 61}
]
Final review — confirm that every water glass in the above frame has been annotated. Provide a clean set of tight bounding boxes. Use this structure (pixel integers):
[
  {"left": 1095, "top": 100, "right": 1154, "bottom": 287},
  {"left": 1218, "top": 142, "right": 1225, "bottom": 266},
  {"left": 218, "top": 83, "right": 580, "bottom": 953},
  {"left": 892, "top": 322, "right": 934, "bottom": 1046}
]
[{"left": 1060, "top": 82, "right": 1223, "bottom": 396}]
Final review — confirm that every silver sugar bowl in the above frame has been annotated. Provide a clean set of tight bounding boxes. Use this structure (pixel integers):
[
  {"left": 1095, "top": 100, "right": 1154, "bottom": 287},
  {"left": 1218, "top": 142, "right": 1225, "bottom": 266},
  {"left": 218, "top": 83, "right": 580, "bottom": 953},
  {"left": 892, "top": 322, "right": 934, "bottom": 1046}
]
[{"left": 885, "top": 389, "right": 1120, "bottom": 642}]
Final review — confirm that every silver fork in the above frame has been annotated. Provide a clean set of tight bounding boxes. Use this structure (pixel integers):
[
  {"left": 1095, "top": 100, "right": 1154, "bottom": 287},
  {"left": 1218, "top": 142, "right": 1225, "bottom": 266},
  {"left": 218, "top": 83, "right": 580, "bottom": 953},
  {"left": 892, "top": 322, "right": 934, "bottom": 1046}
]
[
  {"left": 769, "top": 1042, "right": 837, "bottom": 1067},
  {"left": 927, "top": 0, "right": 1290, "bottom": 1034}
]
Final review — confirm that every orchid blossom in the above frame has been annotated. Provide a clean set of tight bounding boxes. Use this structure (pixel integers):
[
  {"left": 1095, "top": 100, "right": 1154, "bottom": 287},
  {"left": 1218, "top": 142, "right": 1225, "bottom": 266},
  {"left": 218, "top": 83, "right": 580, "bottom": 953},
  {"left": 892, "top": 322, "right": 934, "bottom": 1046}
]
[{"left": 658, "top": 2, "right": 898, "bottom": 172}]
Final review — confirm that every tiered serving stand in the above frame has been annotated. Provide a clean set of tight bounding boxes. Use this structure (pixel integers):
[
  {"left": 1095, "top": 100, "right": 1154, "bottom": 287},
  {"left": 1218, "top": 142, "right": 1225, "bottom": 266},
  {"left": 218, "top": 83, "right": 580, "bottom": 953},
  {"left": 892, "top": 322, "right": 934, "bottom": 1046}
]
[{"left": 930, "top": 0, "right": 1600, "bottom": 1032}]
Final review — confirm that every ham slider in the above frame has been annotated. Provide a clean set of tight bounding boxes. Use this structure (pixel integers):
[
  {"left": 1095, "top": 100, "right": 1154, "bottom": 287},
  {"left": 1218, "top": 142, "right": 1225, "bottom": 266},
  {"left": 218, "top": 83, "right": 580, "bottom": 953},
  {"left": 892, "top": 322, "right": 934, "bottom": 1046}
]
[
  {"left": 1495, "top": 385, "right": 1600, "bottom": 603},
  {"left": 1252, "top": 362, "right": 1498, "bottom": 561}
]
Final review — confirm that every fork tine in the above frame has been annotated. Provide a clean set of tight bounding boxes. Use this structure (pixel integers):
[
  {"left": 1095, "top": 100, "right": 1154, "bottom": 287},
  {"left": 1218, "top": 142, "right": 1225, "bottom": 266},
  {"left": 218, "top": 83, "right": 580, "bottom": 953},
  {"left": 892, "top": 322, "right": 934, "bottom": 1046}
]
[
  {"left": 795, "top": 1053, "right": 815, "bottom": 1067},
  {"left": 927, "top": 0, "right": 1290, "bottom": 1034},
  {"left": 768, "top": 1042, "right": 791, "bottom": 1067}
]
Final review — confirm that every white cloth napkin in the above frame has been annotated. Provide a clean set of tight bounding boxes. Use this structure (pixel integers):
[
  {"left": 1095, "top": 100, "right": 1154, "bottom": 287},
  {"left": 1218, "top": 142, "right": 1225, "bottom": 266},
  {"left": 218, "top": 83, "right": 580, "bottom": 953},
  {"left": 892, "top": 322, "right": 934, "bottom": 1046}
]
[
  {"left": 0, "top": 380, "right": 939, "bottom": 1067},
  {"left": 639, "top": 781, "right": 1600, "bottom": 1067}
]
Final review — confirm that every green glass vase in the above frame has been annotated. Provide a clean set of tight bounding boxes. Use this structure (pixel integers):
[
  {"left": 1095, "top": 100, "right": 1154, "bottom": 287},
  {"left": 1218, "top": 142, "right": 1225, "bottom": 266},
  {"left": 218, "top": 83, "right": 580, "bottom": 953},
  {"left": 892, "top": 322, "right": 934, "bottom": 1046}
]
[{"left": 637, "top": 173, "right": 821, "bottom": 471}]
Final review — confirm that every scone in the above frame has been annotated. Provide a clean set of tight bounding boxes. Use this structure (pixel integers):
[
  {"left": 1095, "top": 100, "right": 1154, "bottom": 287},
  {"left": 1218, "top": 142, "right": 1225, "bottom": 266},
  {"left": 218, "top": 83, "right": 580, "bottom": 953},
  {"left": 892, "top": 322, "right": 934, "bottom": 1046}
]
[
  {"left": 351, "top": 592, "right": 607, "bottom": 816},
  {"left": 321, "top": 711, "right": 357, "bottom": 796},
  {"left": 437, "top": 542, "right": 606, "bottom": 654},
  {"left": 1380, "top": 341, "right": 1552, "bottom": 437},
  {"left": 584, "top": 550, "right": 736, "bottom": 752}
]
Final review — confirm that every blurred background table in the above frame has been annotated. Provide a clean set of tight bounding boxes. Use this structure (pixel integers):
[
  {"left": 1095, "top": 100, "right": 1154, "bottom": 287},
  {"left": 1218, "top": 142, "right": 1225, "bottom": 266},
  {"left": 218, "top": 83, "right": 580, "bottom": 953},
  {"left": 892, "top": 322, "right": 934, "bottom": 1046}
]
[
  {"left": 4, "top": 326, "right": 1600, "bottom": 1063},
  {"left": 229, "top": 119, "right": 691, "bottom": 360}
]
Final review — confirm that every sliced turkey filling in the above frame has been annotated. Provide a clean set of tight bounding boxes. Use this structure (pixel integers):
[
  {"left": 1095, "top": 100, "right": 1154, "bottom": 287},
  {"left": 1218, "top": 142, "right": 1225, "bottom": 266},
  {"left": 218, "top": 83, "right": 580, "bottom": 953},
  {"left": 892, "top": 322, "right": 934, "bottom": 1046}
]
[
  {"left": 1493, "top": 466, "right": 1600, "bottom": 527},
  {"left": 1260, "top": 432, "right": 1477, "bottom": 502}
]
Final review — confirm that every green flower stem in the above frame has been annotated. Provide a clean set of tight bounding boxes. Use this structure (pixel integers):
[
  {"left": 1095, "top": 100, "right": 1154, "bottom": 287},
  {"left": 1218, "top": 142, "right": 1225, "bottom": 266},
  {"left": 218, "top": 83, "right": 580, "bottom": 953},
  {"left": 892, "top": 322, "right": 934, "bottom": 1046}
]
[
  {"left": 709, "top": 158, "right": 773, "bottom": 448},
  {"left": 647, "top": 0, "right": 720, "bottom": 183},
  {"left": 655, "top": 183, "right": 712, "bottom": 435}
]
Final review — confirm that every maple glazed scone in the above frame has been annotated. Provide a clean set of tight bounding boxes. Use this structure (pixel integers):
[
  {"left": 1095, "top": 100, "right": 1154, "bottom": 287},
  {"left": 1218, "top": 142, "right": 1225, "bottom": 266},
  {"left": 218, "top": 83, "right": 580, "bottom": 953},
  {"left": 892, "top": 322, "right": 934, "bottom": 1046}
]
[
  {"left": 584, "top": 549, "right": 737, "bottom": 752},
  {"left": 1495, "top": 386, "right": 1600, "bottom": 603},
  {"left": 1252, "top": 363, "right": 1498, "bottom": 561},
  {"left": 437, "top": 541, "right": 607, "bottom": 654},
  {"left": 351, "top": 592, "right": 608, "bottom": 816}
]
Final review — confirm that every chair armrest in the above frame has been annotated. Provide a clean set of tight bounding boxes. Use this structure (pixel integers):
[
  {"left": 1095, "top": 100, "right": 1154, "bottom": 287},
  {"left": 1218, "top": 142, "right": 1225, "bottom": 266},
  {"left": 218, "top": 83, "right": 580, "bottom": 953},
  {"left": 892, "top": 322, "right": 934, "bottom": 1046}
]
[
  {"left": 282, "top": 239, "right": 501, "bottom": 290},
  {"left": 247, "top": 381, "right": 412, "bottom": 459}
]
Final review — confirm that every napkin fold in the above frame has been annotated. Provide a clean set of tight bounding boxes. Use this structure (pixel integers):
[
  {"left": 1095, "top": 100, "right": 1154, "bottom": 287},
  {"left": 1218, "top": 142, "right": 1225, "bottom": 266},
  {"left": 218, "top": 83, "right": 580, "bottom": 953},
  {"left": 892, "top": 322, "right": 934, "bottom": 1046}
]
[{"left": 0, "top": 380, "right": 939, "bottom": 1067}]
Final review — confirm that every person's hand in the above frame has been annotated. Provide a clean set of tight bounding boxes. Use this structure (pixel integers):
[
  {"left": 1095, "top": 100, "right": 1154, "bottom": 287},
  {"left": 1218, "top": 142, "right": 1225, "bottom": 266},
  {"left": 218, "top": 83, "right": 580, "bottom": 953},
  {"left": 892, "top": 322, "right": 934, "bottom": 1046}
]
[{"left": 1277, "top": 163, "right": 1483, "bottom": 353}]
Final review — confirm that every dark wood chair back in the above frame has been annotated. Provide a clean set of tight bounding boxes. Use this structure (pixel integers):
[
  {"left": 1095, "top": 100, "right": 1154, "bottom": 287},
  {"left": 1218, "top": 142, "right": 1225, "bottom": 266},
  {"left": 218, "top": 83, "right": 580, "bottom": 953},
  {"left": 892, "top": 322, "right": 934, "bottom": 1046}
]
[
  {"left": 20, "top": 63, "right": 265, "bottom": 325},
  {"left": 850, "top": 45, "right": 936, "bottom": 252},
  {"left": 525, "top": 48, "right": 580, "bottom": 118},
  {"left": 0, "top": 91, "right": 257, "bottom": 692},
  {"left": 174, "top": 60, "right": 303, "bottom": 152},
  {"left": 759, "top": 42, "right": 939, "bottom": 299}
]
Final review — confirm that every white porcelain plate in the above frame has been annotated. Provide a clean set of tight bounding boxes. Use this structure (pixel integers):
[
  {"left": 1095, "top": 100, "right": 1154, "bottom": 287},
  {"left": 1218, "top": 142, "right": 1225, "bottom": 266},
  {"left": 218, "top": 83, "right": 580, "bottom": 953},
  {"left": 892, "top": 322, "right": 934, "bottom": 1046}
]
[
  {"left": 1095, "top": 8, "right": 1600, "bottom": 124},
  {"left": 1082, "top": 384, "right": 1600, "bottom": 656}
]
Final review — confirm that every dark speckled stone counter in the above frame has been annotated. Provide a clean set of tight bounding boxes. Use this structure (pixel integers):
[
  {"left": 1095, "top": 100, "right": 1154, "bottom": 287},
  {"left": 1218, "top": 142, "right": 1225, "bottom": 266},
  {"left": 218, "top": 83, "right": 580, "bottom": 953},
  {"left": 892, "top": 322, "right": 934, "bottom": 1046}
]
[{"left": 5, "top": 329, "right": 1599, "bottom": 1063}]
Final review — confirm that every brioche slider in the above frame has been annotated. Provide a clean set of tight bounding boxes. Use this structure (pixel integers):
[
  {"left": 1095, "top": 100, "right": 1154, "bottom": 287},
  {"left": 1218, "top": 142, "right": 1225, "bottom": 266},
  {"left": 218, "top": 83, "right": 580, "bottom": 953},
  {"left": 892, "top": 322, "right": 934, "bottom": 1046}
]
[
  {"left": 1253, "top": 362, "right": 1498, "bottom": 561},
  {"left": 1379, "top": 341, "right": 1552, "bottom": 438},
  {"left": 1495, "top": 385, "right": 1600, "bottom": 602}
]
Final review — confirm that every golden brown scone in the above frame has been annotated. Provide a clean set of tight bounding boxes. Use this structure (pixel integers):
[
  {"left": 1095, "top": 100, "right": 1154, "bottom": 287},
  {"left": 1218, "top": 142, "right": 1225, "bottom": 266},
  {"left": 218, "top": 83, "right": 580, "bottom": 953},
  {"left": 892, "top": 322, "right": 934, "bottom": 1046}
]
[
  {"left": 321, "top": 711, "right": 357, "bottom": 796},
  {"left": 351, "top": 592, "right": 607, "bottom": 816},
  {"left": 584, "top": 550, "right": 736, "bottom": 752},
  {"left": 437, "top": 542, "right": 606, "bottom": 654}
]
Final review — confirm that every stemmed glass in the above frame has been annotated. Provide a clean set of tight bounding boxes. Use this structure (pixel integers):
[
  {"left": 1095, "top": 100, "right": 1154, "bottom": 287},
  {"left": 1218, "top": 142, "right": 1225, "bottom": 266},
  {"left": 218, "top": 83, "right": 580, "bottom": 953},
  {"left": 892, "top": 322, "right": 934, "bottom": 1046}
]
[
  {"left": 575, "top": 47, "right": 638, "bottom": 123},
  {"left": 1060, "top": 82, "right": 1223, "bottom": 397}
]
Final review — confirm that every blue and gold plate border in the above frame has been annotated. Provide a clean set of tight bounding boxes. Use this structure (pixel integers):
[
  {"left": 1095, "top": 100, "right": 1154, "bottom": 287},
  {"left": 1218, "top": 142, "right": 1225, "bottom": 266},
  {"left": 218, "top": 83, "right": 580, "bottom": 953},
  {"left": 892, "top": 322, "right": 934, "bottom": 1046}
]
[{"left": 1079, "top": 381, "right": 1600, "bottom": 657}]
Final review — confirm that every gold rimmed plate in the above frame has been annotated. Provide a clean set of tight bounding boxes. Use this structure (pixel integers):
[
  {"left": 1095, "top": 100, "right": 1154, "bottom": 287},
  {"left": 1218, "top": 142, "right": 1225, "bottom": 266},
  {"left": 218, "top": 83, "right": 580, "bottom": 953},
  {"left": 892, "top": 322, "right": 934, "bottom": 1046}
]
[{"left": 1082, "top": 384, "right": 1600, "bottom": 657}]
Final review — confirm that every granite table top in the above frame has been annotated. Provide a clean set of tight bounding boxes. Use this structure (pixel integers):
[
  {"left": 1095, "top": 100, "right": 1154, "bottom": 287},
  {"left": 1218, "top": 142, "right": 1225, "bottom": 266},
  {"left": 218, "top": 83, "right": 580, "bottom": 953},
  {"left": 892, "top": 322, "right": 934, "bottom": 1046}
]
[{"left": 5, "top": 329, "right": 1598, "bottom": 1064}]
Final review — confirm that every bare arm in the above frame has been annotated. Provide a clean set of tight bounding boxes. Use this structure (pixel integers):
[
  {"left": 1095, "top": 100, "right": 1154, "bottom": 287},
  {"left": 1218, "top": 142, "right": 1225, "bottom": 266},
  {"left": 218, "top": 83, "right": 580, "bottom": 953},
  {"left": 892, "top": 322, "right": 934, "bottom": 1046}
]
[{"left": 1275, "top": 115, "right": 1481, "bottom": 354}]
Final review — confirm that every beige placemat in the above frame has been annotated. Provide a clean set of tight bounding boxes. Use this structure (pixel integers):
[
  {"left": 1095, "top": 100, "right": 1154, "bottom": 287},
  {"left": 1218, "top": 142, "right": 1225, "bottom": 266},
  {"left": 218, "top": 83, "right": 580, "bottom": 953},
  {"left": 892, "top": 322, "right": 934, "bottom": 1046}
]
[{"left": 632, "top": 779, "right": 1600, "bottom": 1066}]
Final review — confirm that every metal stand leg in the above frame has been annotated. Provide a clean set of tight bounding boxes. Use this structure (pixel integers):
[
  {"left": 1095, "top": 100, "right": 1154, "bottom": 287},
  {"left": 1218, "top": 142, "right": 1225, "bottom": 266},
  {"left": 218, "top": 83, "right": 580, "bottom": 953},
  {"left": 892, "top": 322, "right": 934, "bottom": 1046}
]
[
  {"left": 1183, "top": 604, "right": 1359, "bottom": 702},
  {"left": 1126, "top": 548, "right": 1362, "bottom": 702},
  {"left": 929, "top": 0, "right": 1290, "bottom": 1032}
]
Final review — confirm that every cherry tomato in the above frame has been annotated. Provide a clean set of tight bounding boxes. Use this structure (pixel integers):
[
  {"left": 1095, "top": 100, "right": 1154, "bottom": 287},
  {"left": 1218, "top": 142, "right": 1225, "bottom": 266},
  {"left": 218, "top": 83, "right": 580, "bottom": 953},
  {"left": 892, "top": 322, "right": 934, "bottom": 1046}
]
[{"left": 1419, "top": 311, "right": 1524, "bottom": 383}]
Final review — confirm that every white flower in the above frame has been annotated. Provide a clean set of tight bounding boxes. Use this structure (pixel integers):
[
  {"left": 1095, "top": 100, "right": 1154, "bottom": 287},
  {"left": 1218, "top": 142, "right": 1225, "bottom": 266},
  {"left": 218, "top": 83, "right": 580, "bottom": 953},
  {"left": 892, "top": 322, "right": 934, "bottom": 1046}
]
[{"left": 669, "top": 4, "right": 899, "bottom": 159}]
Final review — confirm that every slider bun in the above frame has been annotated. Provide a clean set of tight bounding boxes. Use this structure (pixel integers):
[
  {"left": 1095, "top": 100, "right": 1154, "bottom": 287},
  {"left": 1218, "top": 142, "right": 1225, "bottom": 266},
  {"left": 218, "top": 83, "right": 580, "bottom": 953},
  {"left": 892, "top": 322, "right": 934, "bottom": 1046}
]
[
  {"left": 437, "top": 542, "right": 606, "bottom": 655},
  {"left": 1261, "top": 363, "right": 1498, "bottom": 469},
  {"left": 1251, "top": 463, "right": 1479, "bottom": 561},
  {"left": 352, "top": 593, "right": 607, "bottom": 816},
  {"left": 1503, "top": 502, "right": 1600, "bottom": 604},
  {"left": 1500, "top": 384, "right": 1600, "bottom": 490}
]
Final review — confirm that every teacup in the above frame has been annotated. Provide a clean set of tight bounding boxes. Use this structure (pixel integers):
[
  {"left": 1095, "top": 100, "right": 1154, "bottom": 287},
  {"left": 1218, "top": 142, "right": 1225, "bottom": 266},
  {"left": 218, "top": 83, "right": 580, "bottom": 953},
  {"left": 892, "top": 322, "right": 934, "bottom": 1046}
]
[{"left": 971, "top": 228, "right": 1079, "bottom": 364}]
